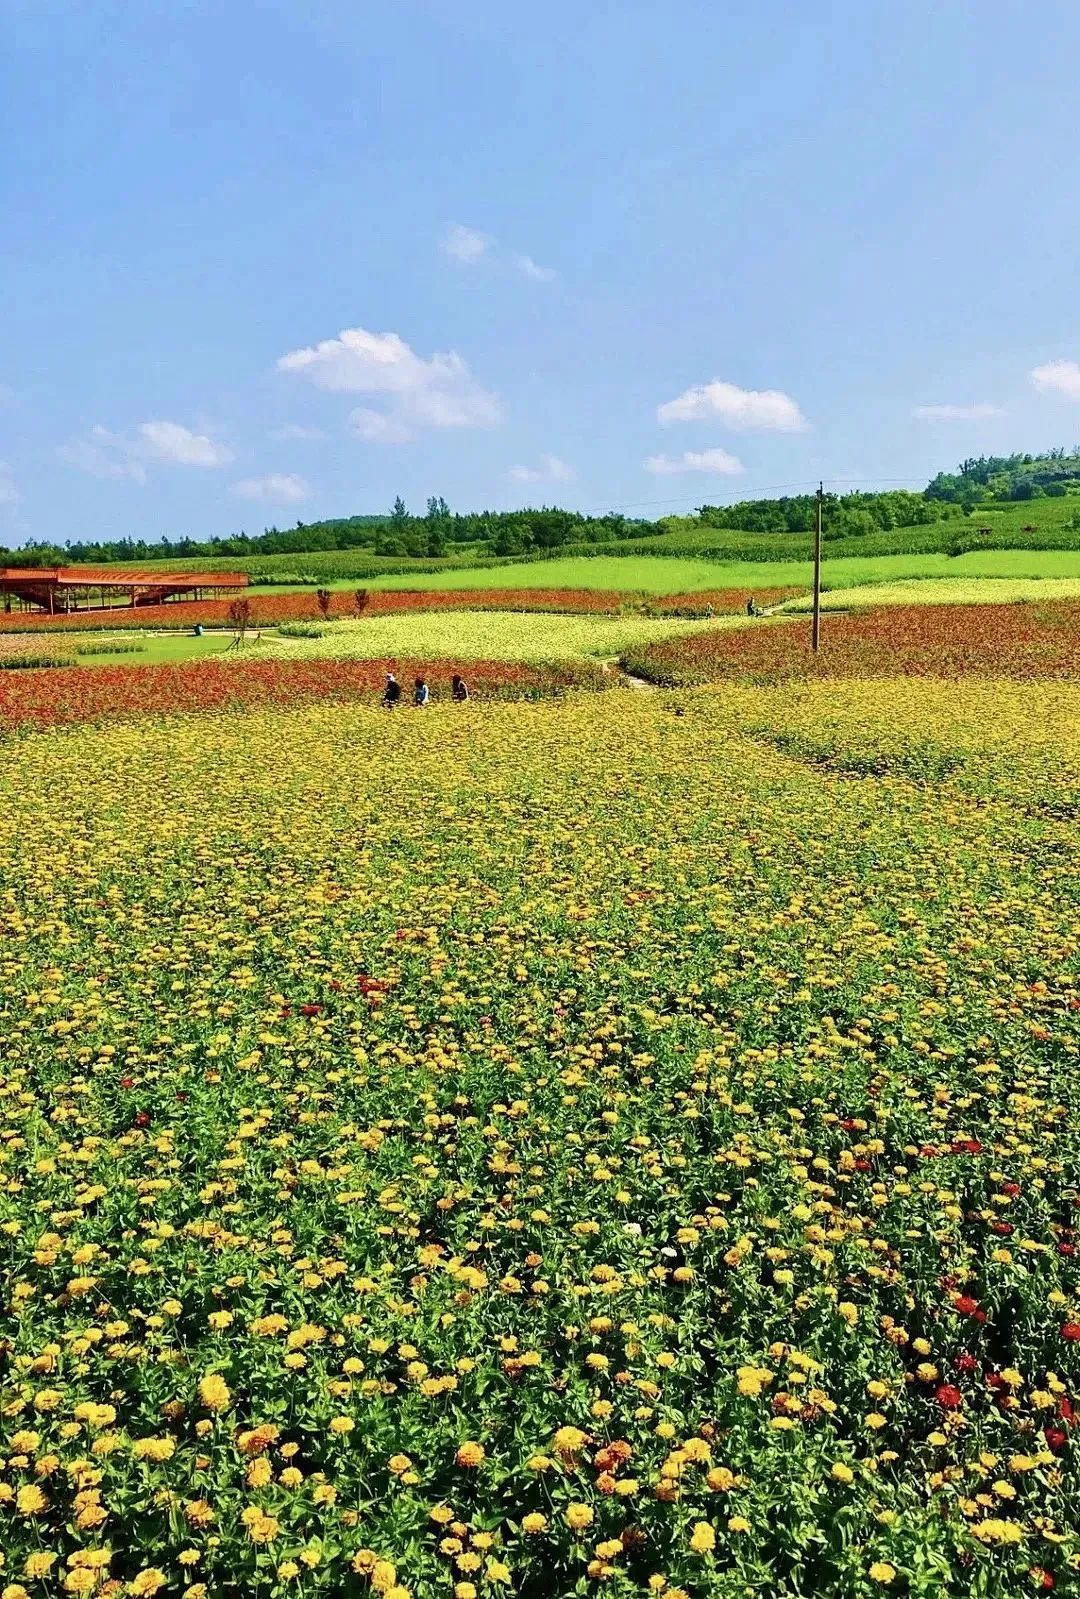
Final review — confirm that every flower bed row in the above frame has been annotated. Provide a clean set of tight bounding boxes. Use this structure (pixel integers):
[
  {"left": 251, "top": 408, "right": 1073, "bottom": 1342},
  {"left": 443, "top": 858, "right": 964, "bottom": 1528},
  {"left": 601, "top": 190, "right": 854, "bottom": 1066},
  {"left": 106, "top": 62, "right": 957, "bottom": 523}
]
[
  {"left": 0, "top": 585, "right": 806, "bottom": 633},
  {"left": 0, "top": 655, "right": 605, "bottom": 732}
]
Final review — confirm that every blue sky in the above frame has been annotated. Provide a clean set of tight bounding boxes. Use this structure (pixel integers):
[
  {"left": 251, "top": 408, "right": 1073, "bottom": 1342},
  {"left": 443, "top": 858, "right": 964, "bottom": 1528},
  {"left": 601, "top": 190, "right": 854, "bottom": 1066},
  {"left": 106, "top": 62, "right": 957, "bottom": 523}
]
[{"left": 3, "top": 0, "right": 1080, "bottom": 548}]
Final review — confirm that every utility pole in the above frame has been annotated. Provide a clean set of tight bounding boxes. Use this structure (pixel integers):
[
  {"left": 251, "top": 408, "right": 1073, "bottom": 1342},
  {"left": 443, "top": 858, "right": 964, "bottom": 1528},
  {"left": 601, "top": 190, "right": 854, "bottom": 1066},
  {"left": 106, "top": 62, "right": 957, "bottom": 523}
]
[{"left": 811, "top": 480, "right": 823, "bottom": 653}]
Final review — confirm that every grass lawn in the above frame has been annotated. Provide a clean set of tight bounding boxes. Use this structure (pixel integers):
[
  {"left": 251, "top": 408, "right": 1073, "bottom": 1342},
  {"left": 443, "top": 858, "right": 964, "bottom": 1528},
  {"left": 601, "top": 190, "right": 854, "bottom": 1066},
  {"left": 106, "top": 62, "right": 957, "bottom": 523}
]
[{"left": 66, "top": 632, "right": 245, "bottom": 666}]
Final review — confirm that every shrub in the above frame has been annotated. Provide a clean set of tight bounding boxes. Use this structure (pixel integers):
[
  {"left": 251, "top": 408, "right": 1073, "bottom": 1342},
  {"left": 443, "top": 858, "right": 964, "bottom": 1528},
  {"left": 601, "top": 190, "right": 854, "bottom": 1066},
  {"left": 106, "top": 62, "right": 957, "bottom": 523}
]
[
  {"left": 0, "top": 652, "right": 74, "bottom": 670},
  {"left": 277, "top": 621, "right": 332, "bottom": 639},
  {"left": 73, "top": 639, "right": 147, "bottom": 656}
]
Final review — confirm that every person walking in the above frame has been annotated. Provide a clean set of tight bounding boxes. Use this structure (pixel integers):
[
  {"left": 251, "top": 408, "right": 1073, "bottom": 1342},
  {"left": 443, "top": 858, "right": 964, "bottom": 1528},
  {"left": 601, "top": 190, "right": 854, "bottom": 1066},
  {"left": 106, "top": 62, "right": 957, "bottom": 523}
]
[
  {"left": 382, "top": 672, "right": 402, "bottom": 708},
  {"left": 451, "top": 673, "right": 470, "bottom": 703},
  {"left": 413, "top": 675, "right": 430, "bottom": 707}
]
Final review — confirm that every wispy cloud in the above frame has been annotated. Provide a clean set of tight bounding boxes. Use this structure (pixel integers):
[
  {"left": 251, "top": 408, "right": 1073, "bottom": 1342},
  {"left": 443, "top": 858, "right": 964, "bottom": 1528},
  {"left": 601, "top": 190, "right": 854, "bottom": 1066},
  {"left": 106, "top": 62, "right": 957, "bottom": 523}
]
[
  {"left": 349, "top": 409, "right": 415, "bottom": 445},
  {"left": 138, "top": 421, "right": 232, "bottom": 466},
  {"left": 1031, "top": 360, "right": 1080, "bottom": 401},
  {"left": 658, "top": 379, "right": 807, "bottom": 432},
  {"left": 645, "top": 447, "right": 744, "bottom": 476},
  {"left": 912, "top": 402, "right": 1004, "bottom": 421},
  {"left": 59, "top": 420, "right": 232, "bottom": 481},
  {"left": 440, "top": 222, "right": 491, "bottom": 264},
  {"left": 231, "top": 473, "right": 310, "bottom": 504},
  {"left": 269, "top": 422, "right": 325, "bottom": 441},
  {"left": 509, "top": 453, "right": 575, "bottom": 485},
  {"left": 279, "top": 325, "right": 502, "bottom": 443},
  {"left": 0, "top": 463, "right": 21, "bottom": 507},
  {"left": 438, "top": 224, "right": 555, "bottom": 282},
  {"left": 513, "top": 252, "right": 557, "bottom": 282}
]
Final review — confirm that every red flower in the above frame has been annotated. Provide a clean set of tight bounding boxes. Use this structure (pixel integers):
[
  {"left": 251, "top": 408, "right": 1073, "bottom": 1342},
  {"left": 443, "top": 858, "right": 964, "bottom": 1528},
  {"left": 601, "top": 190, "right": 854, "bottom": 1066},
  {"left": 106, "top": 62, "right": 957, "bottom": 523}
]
[
  {"left": 951, "top": 1138, "right": 983, "bottom": 1155},
  {"left": 1059, "top": 1243, "right": 1076, "bottom": 1258},
  {"left": 955, "top": 1353, "right": 978, "bottom": 1373},
  {"left": 953, "top": 1295, "right": 979, "bottom": 1316},
  {"left": 120, "top": 1076, "right": 135, "bottom": 1090},
  {"left": 1058, "top": 1398, "right": 1075, "bottom": 1425},
  {"left": 1061, "top": 1323, "right": 1080, "bottom": 1342},
  {"left": 1001, "top": 1181, "right": 1020, "bottom": 1196},
  {"left": 936, "top": 1384, "right": 963, "bottom": 1410},
  {"left": 134, "top": 1110, "right": 151, "bottom": 1128},
  {"left": 1030, "top": 1569, "right": 1055, "bottom": 1591},
  {"left": 1045, "top": 1427, "right": 1067, "bottom": 1452},
  {"left": 300, "top": 1003, "right": 323, "bottom": 1016}
]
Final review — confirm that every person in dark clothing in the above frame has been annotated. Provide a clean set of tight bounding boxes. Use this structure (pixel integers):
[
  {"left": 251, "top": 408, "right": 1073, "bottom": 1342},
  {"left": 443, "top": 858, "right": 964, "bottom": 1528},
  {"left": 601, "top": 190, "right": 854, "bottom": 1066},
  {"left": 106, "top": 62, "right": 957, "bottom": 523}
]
[
  {"left": 414, "top": 676, "right": 430, "bottom": 707},
  {"left": 451, "top": 674, "right": 470, "bottom": 702},
  {"left": 746, "top": 597, "right": 757, "bottom": 617},
  {"left": 382, "top": 672, "right": 402, "bottom": 708}
]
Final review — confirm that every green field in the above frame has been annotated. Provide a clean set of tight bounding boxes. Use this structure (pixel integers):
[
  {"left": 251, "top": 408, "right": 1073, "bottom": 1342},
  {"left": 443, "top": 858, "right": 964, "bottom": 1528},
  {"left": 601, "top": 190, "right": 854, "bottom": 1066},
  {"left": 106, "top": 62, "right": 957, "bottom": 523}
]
[{"left": 353, "top": 548, "right": 1080, "bottom": 596}]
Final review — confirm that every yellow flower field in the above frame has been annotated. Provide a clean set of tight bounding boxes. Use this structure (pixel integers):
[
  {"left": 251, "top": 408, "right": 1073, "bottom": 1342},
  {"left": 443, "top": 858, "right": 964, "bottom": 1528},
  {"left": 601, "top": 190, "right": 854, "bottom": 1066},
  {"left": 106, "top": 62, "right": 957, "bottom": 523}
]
[
  {"left": 267, "top": 611, "right": 717, "bottom": 664},
  {"left": 1, "top": 681, "right": 1079, "bottom": 1598}
]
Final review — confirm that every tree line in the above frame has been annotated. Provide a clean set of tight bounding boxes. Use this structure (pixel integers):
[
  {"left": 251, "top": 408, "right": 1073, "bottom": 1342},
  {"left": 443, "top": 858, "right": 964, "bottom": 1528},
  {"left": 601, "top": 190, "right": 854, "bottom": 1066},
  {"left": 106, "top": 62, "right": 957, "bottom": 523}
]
[{"left": 7, "top": 449, "right": 1080, "bottom": 569}]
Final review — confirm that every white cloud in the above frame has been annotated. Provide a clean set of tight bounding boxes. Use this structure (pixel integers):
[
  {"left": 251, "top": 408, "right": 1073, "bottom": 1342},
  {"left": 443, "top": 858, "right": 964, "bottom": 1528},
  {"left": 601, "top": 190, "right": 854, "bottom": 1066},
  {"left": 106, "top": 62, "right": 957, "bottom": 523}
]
[
  {"left": 231, "top": 473, "right": 310, "bottom": 504},
  {"left": 1031, "top": 360, "right": 1080, "bottom": 400},
  {"left": 59, "top": 419, "right": 231, "bottom": 480},
  {"left": 514, "top": 252, "right": 556, "bottom": 282},
  {"left": 440, "top": 222, "right": 490, "bottom": 264},
  {"left": 645, "top": 447, "right": 744, "bottom": 476},
  {"left": 509, "top": 453, "right": 575, "bottom": 485},
  {"left": 269, "top": 422, "right": 325, "bottom": 441},
  {"left": 913, "top": 402, "right": 1004, "bottom": 421},
  {"left": 138, "top": 420, "right": 233, "bottom": 466},
  {"left": 279, "top": 325, "right": 502, "bottom": 440},
  {"left": 0, "top": 463, "right": 20, "bottom": 507},
  {"left": 349, "top": 408, "right": 415, "bottom": 445},
  {"left": 658, "top": 379, "right": 807, "bottom": 432}
]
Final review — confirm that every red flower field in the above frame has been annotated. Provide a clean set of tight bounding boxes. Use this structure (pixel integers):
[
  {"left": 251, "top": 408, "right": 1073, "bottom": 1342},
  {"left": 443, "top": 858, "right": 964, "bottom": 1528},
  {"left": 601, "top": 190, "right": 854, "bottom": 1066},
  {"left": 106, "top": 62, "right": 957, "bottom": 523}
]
[
  {"left": 0, "top": 655, "right": 604, "bottom": 732},
  {"left": 622, "top": 600, "right": 1080, "bottom": 684}
]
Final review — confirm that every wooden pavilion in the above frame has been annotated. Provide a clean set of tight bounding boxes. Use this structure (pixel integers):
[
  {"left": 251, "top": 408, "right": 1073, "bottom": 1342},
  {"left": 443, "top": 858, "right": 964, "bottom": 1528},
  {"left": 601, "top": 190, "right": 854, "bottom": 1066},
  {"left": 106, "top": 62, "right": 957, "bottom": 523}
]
[{"left": 0, "top": 566, "right": 249, "bottom": 615}]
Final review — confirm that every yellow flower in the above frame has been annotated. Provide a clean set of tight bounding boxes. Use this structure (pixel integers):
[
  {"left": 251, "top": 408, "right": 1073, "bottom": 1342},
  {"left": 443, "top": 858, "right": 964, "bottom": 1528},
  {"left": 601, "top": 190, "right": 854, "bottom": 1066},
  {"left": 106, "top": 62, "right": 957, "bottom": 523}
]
[
  {"left": 15, "top": 1485, "right": 48, "bottom": 1516},
  {"left": 689, "top": 1522, "right": 716, "bottom": 1554},
  {"left": 522, "top": 1513, "right": 548, "bottom": 1534},
  {"left": 197, "top": 1372, "right": 231, "bottom": 1412},
  {"left": 728, "top": 1516, "right": 751, "bottom": 1534},
  {"left": 455, "top": 1441, "right": 485, "bottom": 1468},
  {"left": 128, "top": 1571, "right": 166, "bottom": 1597},
  {"left": 831, "top": 1463, "right": 854, "bottom": 1484},
  {"left": 24, "top": 1556, "right": 56, "bottom": 1580},
  {"left": 553, "top": 1426, "right": 588, "bottom": 1460},
  {"left": 868, "top": 1563, "right": 896, "bottom": 1585},
  {"left": 565, "top": 1502, "right": 594, "bottom": 1531},
  {"left": 370, "top": 1561, "right": 398, "bottom": 1594},
  {"left": 133, "top": 1436, "right": 176, "bottom": 1462}
]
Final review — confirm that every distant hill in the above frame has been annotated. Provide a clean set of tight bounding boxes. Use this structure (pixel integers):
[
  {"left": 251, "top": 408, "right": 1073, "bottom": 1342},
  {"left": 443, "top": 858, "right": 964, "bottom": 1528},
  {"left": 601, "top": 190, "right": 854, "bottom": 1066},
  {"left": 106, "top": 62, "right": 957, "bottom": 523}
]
[{"left": 926, "top": 449, "right": 1080, "bottom": 504}]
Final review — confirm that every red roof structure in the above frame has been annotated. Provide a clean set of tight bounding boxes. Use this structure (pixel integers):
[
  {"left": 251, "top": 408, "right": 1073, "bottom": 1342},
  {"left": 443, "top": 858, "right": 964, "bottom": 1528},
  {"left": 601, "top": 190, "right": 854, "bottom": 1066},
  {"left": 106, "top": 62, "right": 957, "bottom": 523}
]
[{"left": 0, "top": 566, "right": 248, "bottom": 614}]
